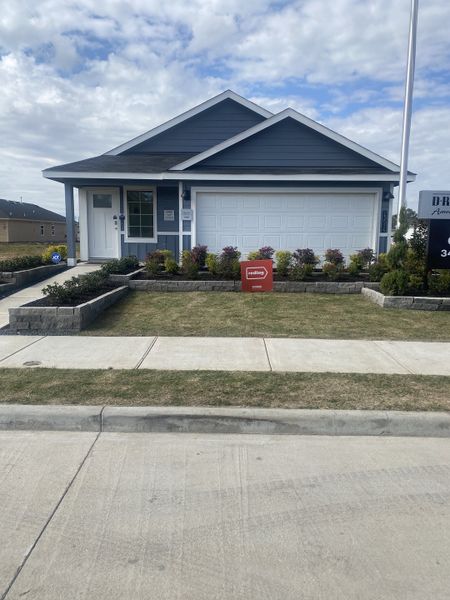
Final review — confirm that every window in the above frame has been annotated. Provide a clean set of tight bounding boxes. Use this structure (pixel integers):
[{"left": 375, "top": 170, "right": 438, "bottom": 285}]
[
  {"left": 93, "top": 193, "right": 112, "bottom": 208},
  {"left": 51, "top": 224, "right": 55, "bottom": 236},
  {"left": 126, "top": 189, "right": 156, "bottom": 240},
  {"left": 40, "top": 225, "right": 44, "bottom": 236}
]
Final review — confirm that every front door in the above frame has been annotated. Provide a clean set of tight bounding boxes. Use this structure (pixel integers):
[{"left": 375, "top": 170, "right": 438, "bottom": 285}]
[{"left": 87, "top": 189, "right": 120, "bottom": 259}]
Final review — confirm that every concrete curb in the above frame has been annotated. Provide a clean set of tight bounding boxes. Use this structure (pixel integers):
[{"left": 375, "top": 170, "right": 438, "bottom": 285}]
[{"left": 1, "top": 405, "right": 450, "bottom": 437}]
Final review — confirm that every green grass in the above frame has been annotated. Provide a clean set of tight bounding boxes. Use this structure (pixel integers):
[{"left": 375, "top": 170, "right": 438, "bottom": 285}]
[
  {"left": 0, "top": 369, "right": 449, "bottom": 411},
  {"left": 0, "top": 242, "right": 80, "bottom": 261},
  {"left": 82, "top": 291, "right": 450, "bottom": 341}
]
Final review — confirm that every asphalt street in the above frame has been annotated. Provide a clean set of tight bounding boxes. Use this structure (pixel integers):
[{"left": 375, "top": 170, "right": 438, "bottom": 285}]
[{"left": 1, "top": 431, "right": 450, "bottom": 599}]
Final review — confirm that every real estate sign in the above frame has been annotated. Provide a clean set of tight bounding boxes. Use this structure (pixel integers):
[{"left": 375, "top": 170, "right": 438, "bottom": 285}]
[
  {"left": 427, "top": 220, "right": 450, "bottom": 269},
  {"left": 241, "top": 260, "right": 273, "bottom": 293},
  {"left": 418, "top": 191, "right": 450, "bottom": 219}
]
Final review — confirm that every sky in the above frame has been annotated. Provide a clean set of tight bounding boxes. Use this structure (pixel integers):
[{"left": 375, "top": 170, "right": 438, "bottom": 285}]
[{"left": 1, "top": 0, "right": 449, "bottom": 216}]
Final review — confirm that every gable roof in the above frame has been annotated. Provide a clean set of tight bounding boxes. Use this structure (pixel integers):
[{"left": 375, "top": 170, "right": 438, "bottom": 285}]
[
  {"left": 170, "top": 108, "right": 401, "bottom": 173},
  {"left": 104, "top": 90, "right": 273, "bottom": 156},
  {"left": 0, "top": 198, "right": 66, "bottom": 222}
]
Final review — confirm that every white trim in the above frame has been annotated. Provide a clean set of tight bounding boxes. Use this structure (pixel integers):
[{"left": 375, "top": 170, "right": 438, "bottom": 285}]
[
  {"left": 44, "top": 171, "right": 414, "bottom": 182},
  {"left": 104, "top": 91, "right": 272, "bottom": 156},
  {"left": 78, "top": 188, "right": 88, "bottom": 261},
  {"left": 178, "top": 182, "right": 183, "bottom": 259},
  {"left": 191, "top": 186, "right": 383, "bottom": 254},
  {"left": 123, "top": 185, "right": 158, "bottom": 243},
  {"left": 86, "top": 187, "right": 121, "bottom": 260},
  {"left": 171, "top": 108, "right": 402, "bottom": 173}
]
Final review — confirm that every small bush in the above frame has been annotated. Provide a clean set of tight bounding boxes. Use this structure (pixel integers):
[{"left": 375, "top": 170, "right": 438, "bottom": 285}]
[
  {"left": 42, "top": 270, "right": 110, "bottom": 306},
  {"left": 322, "top": 262, "right": 344, "bottom": 280},
  {"left": 145, "top": 250, "right": 166, "bottom": 276},
  {"left": 289, "top": 265, "right": 308, "bottom": 281},
  {"left": 380, "top": 270, "right": 409, "bottom": 296},
  {"left": 42, "top": 245, "right": 68, "bottom": 264},
  {"left": 428, "top": 270, "right": 450, "bottom": 295},
  {"left": 247, "top": 251, "right": 261, "bottom": 261},
  {"left": 0, "top": 255, "right": 43, "bottom": 272},
  {"left": 164, "top": 257, "right": 179, "bottom": 275},
  {"left": 190, "top": 245, "right": 208, "bottom": 267},
  {"left": 324, "top": 248, "right": 345, "bottom": 266},
  {"left": 101, "top": 256, "right": 139, "bottom": 275},
  {"left": 275, "top": 251, "right": 292, "bottom": 277},
  {"left": 293, "top": 248, "right": 319, "bottom": 267},
  {"left": 246, "top": 246, "right": 275, "bottom": 261},
  {"left": 217, "top": 246, "right": 241, "bottom": 279},
  {"left": 369, "top": 254, "right": 389, "bottom": 282},
  {"left": 348, "top": 254, "right": 363, "bottom": 276},
  {"left": 205, "top": 253, "right": 219, "bottom": 277},
  {"left": 181, "top": 250, "right": 199, "bottom": 279}
]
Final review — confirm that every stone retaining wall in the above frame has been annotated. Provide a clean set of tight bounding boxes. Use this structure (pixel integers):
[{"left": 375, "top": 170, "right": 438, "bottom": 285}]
[
  {"left": 9, "top": 286, "right": 128, "bottom": 333},
  {"left": 0, "top": 263, "right": 67, "bottom": 291},
  {"left": 362, "top": 286, "right": 450, "bottom": 311},
  {"left": 108, "top": 268, "right": 144, "bottom": 284},
  {"left": 129, "top": 279, "right": 376, "bottom": 293}
]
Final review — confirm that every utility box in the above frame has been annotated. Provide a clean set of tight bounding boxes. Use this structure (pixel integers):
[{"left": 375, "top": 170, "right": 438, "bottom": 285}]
[{"left": 241, "top": 260, "right": 273, "bottom": 292}]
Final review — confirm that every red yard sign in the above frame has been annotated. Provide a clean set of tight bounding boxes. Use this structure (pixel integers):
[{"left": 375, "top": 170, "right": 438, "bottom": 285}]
[{"left": 241, "top": 259, "right": 273, "bottom": 292}]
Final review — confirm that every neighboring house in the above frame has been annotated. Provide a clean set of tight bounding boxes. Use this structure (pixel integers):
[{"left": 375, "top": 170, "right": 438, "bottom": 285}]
[
  {"left": 0, "top": 198, "right": 68, "bottom": 243},
  {"left": 42, "top": 90, "right": 416, "bottom": 266}
]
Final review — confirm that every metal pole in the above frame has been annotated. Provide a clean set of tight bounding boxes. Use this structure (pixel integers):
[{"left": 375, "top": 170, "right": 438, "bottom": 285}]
[{"left": 397, "top": 0, "right": 419, "bottom": 219}]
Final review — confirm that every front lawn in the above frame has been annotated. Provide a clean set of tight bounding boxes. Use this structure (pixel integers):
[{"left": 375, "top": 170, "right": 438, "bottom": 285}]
[
  {"left": 82, "top": 291, "right": 450, "bottom": 341},
  {"left": 0, "top": 369, "right": 448, "bottom": 411},
  {"left": 0, "top": 242, "right": 80, "bottom": 261}
]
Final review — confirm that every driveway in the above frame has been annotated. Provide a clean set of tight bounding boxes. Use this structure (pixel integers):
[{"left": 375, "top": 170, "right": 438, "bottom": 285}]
[
  {"left": 1, "top": 431, "right": 449, "bottom": 599},
  {"left": 0, "top": 264, "right": 100, "bottom": 329}
]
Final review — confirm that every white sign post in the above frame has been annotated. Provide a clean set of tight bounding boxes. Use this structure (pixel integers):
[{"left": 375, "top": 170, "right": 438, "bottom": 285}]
[{"left": 418, "top": 191, "right": 450, "bottom": 220}]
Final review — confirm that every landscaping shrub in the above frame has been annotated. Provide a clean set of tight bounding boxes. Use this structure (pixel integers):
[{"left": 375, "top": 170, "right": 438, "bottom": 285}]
[
  {"left": 289, "top": 265, "right": 308, "bottom": 281},
  {"left": 380, "top": 269, "right": 409, "bottom": 296},
  {"left": 101, "top": 256, "right": 139, "bottom": 275},
  {"left": 217, "top": 246, "right": 241, "bottom": 279},
  {"left": 293, "top": 248, "right": 319, "bottom": 268},
  {"left": 349, "top": 247, "right": 375, "bottom": 275},
  {"left": 181, "top": 250, "right": 199, "bottom": 279},
  {"left": 324, "top": 248, "right": 345, "bottom": 266},
  {"left": 247, "top": 246, "right": 275, "bottom": 261},
  {"left": 428, "top": 270, "right": 450, "bottom": 295},
  {"left": 322, "top": 262, "right": 343, "bottom": 280},
  {"left": 42, "top": 270, "right": 110, "bottom": 306},
  {"left": 275, "top": 251, "right": 292, "bottom": 277},
  {"left": 164, "top": 257, "right": 179, "bottom": 275},
  {"left": 42, "top": 244, "right": 68, "bottom": 264},
  {"left": 205, "top": 253, "right": 219, "bottom": 276},
  {"left": 0, "top": 255, "right": 43, "bottom": 272},
  {"left": 145, "top": 250, "right": 166, "bottom": 276},
  {"left": 190, "top": 245, "right": 208, "bottom": 267},
  {"left": 369, "top": 253, "right": 389, "bottom": 281}
]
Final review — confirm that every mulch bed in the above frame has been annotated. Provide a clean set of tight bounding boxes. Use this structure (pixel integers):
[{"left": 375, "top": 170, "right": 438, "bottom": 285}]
[
  {"left": 25, "top": 283, "right": 120, "bottom": 307},
  {"left": 134, "top": 271, "right": 371, "bottom": 283}
]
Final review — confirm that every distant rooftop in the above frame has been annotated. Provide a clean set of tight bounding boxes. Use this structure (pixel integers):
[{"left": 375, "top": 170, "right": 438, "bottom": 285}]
[{"left": 0, "top": 198, "right": 66, "bottom": 222}]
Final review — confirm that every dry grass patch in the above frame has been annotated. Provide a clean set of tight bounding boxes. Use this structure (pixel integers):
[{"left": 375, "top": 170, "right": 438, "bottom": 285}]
[
  {"left": 82, "top": 291, "right": 450, "bottom": 341},
  {"left": 0, "top": 369, "right": 449, "bottom": 411}
]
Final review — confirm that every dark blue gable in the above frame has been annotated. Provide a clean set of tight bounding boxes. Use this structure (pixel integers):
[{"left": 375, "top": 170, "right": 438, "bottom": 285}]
[
  {"left": 191, "top": 117, "right": 386, "bottom": 170},
  {"left": 122, "top": 99, "right": 266, "bottom": 155}
]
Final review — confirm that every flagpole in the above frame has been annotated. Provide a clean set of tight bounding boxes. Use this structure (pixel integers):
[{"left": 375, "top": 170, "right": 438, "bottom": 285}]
[{"left": 397, "top": 0, "right": 419, "bottom": 221}]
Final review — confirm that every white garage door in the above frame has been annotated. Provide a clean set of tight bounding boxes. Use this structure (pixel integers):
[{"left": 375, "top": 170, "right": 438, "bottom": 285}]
[{"left": 194, "top": 190, "right": 378, "bottom": 259}]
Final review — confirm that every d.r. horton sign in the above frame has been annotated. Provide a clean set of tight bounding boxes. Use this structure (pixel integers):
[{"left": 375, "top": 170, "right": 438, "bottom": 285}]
[{"left": 418, "top": 191, "right": 450, "bottom": 219}]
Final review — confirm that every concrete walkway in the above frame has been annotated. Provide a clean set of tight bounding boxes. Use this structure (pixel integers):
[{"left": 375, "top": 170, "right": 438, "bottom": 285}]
[
  {"left": 0, "top": 263, "right": 100, "bottom": 330},
  {"left": 0, "top": 335, "right": 449, "bottom": 374},
  {"left": 1, "top": 430, "right": 450, "bottom": 599}
]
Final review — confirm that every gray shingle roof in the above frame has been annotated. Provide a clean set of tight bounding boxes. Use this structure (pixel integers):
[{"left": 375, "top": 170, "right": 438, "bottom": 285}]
[
  {"left": 0, "top": 198, "right": 66, "bottom": 222},
  {"left": 43, "top": 153, "right": 196, "bottom": 175}
]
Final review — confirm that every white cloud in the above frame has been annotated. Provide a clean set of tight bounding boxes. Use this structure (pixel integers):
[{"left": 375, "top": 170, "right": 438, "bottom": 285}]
[{"left": 0, "top": 0, "right": 449, "bottom": 215}]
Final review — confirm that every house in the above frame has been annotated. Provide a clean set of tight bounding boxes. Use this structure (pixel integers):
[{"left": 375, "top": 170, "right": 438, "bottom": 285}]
[
  {"left": 0, "top": 198, "right": 68, "bottom": 243},
  {"left": 42, "top": 90, "right": 416, "bottom": 267}
]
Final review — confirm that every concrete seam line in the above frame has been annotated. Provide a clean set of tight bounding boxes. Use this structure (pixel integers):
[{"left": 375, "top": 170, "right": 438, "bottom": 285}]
[
  {"left": 134, "top": 336, "right": 158, "bottom": 370},
  {"left": 0, "top": 335, "right": 46, "bottom": 364},
  {"left": 0, "top": 431, "right": 101, "bottom": 600},
  {"left": 372, "top": 340, "right": 416, "bottom": 375},
  {"left": 263, "top": 338, "right": 273, "bottom": 372},
  {"left": 99, "top": 406, "right": 106, "bottom": 433}
]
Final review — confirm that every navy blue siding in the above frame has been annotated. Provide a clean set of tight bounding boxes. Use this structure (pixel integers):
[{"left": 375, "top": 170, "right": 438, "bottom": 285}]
[
  {"left": 195, "top": 118, "right": 384, "bottom": 169},
  {"left": 156, "top": 187, "right": 179, "bottom": 232},
  {"left": 122, "top": 99, "right": 266, "bottom": 154}
]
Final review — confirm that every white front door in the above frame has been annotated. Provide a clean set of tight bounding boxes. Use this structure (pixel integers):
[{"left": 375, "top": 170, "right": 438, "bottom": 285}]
[{"left": 87, "top": 189, "right": 120, "bottom": 259}]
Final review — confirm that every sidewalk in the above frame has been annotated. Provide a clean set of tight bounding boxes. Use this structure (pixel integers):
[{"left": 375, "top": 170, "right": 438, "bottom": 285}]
[
  {"left": 0, "top": 263, "right": 100, "bottom": 329},
  {"left": 0, "top": 335, "right": 449, "bottom": 375}
]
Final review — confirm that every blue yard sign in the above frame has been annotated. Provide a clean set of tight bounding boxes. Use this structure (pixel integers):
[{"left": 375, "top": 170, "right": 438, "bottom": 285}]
[{"left": 51, "top": 252, "right": 62, "bottom": 264}]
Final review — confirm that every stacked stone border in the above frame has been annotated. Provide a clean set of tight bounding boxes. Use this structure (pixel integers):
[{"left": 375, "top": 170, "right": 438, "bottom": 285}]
[
  {"left": 0, "top": 263, "right": 67, "bottom": 297},
  {"left": 362, "top": 286, "right": 450, "bottom": 311},
  {"left": 129, "top": 279, "right": 381, "bottom": 294},
  {"left": 9, "top": 286, "right": 128, "bottom": 333}
]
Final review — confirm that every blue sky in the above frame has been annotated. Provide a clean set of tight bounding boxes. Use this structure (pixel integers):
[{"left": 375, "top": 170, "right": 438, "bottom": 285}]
[{"left": 1, "top": 0, "right": 450, "bottom": 213}]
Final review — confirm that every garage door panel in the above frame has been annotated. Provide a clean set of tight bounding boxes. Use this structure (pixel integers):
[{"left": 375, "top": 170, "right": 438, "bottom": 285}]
[{"left": 196, "top": 191, "right": 376, "bottom": 258}]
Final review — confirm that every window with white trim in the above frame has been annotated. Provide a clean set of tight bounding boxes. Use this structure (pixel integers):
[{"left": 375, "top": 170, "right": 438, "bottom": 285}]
[{"left": 125, "top": 189, "right": 156, "bottom": 241}]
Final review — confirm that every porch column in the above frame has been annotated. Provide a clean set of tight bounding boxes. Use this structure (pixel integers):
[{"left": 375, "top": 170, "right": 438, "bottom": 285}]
[{"left": 64, "top": 183, "right": 77, "bottom": 267}]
